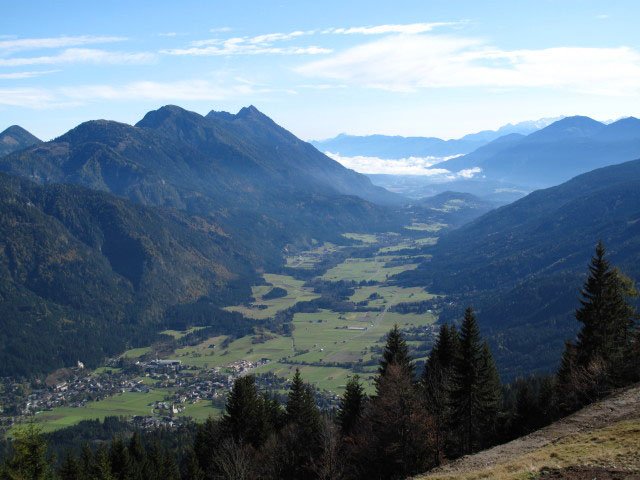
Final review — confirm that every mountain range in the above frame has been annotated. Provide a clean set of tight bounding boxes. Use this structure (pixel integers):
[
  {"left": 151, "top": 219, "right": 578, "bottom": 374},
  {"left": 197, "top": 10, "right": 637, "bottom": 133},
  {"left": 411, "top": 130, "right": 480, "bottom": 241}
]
[
  {"left": 310, "top": 117, "right": 560, "bottom": 159},
  {"left": 437, "top": 116, "right": 640, "bottom": 189}
]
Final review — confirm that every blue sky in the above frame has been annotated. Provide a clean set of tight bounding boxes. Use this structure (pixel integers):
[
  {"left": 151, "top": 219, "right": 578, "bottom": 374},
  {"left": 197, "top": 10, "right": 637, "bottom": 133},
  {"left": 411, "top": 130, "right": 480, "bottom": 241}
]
[{"left": 2, "top": 0, "right": 640, "bottom": 141}]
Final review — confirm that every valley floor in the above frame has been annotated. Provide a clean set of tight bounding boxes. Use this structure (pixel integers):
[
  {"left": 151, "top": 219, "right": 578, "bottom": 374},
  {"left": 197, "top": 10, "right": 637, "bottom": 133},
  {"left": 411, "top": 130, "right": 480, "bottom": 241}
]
[{"left": 415, "top": 383, "right": 640, "bottom": 479}]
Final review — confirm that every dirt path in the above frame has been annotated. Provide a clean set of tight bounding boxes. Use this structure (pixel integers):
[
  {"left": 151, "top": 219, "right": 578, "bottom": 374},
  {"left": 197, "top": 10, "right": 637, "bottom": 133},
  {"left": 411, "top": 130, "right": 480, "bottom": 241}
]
[{"left": 418, "top": 383, "right": 640, "bottom": 477}]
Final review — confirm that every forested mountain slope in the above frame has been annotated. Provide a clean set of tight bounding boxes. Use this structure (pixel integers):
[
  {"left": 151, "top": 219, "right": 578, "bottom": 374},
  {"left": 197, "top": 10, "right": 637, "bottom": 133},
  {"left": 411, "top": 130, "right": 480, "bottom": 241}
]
[
  {"left": 398, "top": 158, "right": 640, "bottom": 378},
  {"left": 0, "top": 172, "right": 258, "bottom": 376}
]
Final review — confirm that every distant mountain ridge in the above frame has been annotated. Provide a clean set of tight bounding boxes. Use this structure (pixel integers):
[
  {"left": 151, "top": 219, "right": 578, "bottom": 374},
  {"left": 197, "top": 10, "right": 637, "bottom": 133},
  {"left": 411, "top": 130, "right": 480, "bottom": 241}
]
[
  {"left": 437, "top": 115, "right": 640, "bottom": 188},
  {"left": 310, "top": 117, "right": 561, "bottom": 159},
  {"left": 0, "top": 125, "right": 42, "bottom": 157}
]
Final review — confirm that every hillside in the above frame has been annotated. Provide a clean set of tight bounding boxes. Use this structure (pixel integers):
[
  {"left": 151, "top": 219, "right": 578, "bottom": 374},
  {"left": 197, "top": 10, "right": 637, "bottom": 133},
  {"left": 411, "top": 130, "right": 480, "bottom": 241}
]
[
  {"left": 415, "top": 383, "right": 640, "bottom": 479},
  {"left": 0, "top": 171, "right": 258, "bottom": 377},
  {"left": 437, "top": 116, "right": 640, "bottom": 188},
  {"left": 0, "top": 106, "right": 404, "bottom": 268},
  {"left": 411, "top": 191, "right": 496, "bottom": 227},
  {"left": 0, "top": 125, "right": 42, "bottom": 157},
  {"left": 397, "top": 158, "right": 640, "bottom": 378}
]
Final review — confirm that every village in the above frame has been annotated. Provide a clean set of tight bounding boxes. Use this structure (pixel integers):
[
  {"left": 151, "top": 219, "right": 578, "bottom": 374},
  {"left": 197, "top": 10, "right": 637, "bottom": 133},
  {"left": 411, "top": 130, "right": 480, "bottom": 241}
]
[{"left": 0, "top": 356, "right": 279, "bottom": 434}]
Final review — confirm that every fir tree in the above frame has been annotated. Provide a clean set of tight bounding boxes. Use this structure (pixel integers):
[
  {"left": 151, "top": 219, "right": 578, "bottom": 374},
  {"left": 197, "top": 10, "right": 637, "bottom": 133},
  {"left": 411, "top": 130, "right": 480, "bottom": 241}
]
[
  {"left": 378, "top": 324, "right": 415, "bottom": 379},
  {"left": 286, "top": 369, "right": 321, "bottom": 435},
  {"left": 0, "top": 422, "right": 55, "bottom": 480},
  {"left": 450, "top": 308, "right": 501, "bottom": 455},
  {"left": 222, "top": 374, "right": 269, "bottom": 448},
  {"left": 421, "top": 324, "right": 459, "bottom": 463},
  {"left": 337, "top": 375, "right": 366, "bottom": 436},
  {"left": 575, "top": 241, "right": 637, "bottom": 367},
  {"left": 59, "top": 452, "right": 82, "bottom": 480},
  {"left": 108, "top": 437, "right": 131, "bottom": 480}
]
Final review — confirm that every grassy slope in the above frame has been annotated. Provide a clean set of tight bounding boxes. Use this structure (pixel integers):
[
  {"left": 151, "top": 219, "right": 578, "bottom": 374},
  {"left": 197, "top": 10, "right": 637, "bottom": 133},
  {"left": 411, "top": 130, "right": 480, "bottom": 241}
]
[{"left": 415, "top": 384, "right": 640, "bottom": 480}]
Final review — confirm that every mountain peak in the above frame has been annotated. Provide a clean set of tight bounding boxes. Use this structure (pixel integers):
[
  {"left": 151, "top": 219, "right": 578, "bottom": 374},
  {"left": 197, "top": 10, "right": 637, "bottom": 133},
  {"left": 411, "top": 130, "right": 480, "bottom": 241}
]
[
  {"left": 525, "top": 115, "right": 605, "bottom": 142},
  {"left": 0, "top": 125, "right": 43, "bottom": 156}
]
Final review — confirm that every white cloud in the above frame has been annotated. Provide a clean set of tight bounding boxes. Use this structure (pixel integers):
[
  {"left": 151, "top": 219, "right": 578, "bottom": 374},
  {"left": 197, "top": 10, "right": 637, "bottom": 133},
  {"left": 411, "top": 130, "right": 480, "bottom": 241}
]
[
  {"left": 158, "top": 32, "right": 178, "bottom": 37},
  {"left": 325, "top": 22, "right": 458, "bottom": 35},
  {"left": 0, "top": 70, "right": 59, "bottom": 79},
  {"left": 0, "top": 87, "right": 80, "bottom": 109},
  {"left": 296, "top": 34, "right": 640, "bottom": 96},
  {"left": 0, "top": 48, "right": 157, "bottom": 66},
  {"left": 210, "top": 27, "right": 233, "bottom": 33},
  {"left": 0, "top": 35, "right": 126, "bottom": 53},
  {"left": 324, "top": 152, "right": 483, "bottom": 179},
  {"left": 165, "top": 29, "right": 327, "bottom": 56},
  {"left": 0, "top": 77, "right": 270, "bottom": 109},
  {"left": 59, "top": 79, "right": 266, "bottom": 102}
]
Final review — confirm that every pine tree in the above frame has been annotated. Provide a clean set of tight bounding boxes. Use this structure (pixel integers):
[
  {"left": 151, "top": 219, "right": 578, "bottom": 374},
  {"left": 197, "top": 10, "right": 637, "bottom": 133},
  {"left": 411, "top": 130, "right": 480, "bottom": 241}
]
[
  {"left": 183, "top": 449, "right": 205, "bottom": 480},
  {"left": 450, "top": 308, "right": 501, "bottom": 455},
  {"left": 575, "top": 241, "right": 637, "bottom": 367},
  {"left": 108, "top": 436, "right": 131, "bottom": 480},
  {"left": 477, "top": 341, "right": 501, "bottom": 446},
  {"left": 421, "top": 324, "right": 459, "bottom": 463},
  {"left": 222, "top": 374, "right": 270, "bottom": 448},
  {"left": 286, "top": 369, "right": 320, "bottom": 435},
  {"left": 378, "top": 324, "right": 415, "bottom": 379},
  {"left": 0, "top": 422, "right": 55, "bottom": 480},
  {"left": 337, "top": 375, "right": 366, "bottom": 436},
  {"left": 59, "top": 452, "right": 82, "bottom": 480}
]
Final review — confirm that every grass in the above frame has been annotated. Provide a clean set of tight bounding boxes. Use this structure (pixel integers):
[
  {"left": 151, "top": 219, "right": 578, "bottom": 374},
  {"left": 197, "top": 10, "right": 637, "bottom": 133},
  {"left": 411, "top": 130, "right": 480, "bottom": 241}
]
[
  {"left": 120, "top": 347, "right": 152, "bottom": 359},
  {"left": 377, "top": 237, "right": 438, "bottom": 253},
  {"left": 285, "top": 243, "right": 340, "bottom": 269},
  {"left": 342, "top": 233, "right": 379, "bottom": 244},
  {"left": 405, "top": 222, "right": 447, "bottom": 232},
  {"left": 160, "top": 327, "right": 206, "bottom": 339},
  {"left": 418, "top": 417, "right": 640, "bottom": 480},
  {"left": 348, "top": 285, "right": 437, "bottom": 308},
  {"left": 321, "top": 258, "right": 418, "bottom": 283},
  {"left": 224, "top": 273, "right": 320, "bottom": 319},
  {"left": 27, "top": 390, "right": 169, "bottom": 433}
]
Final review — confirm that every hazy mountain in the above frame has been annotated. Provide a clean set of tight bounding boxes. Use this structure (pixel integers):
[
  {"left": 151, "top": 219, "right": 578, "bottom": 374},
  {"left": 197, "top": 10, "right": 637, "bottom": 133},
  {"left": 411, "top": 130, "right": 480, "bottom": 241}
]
[
  {"left": 0, "top": 172, "right": 257, "bottom": 377},
  {"left": 310, "top": 118, "right": 559, "bottom": 159},
  {"left": 437, "top": 116, "right": 640, "bottom": 188},
  {"left": 0, "top": 125, "right": 42, "bottom": 157},
  {"left": 411, "top": 191, "right": 496, "bottom": 227},
  {"left": 397, "top": 158, "right": 640, "bottom": 379}
]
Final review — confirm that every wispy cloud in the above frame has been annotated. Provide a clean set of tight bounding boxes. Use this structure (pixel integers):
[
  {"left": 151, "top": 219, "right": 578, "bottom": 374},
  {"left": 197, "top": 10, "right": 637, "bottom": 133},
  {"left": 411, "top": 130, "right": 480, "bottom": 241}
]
[
  {"left": 164, "top": 29, "right": 328, "bottom": 56},
  {"left": 323, "top": 22, "right": 459, "bottom": 35},
  {"left": 0, "top": 35, "right": 127, "bottom": 54},
  {"left": 0, "top": 70, "right": 59, "bottom": 79},
  {"left": 296, "top": 34, "right": 640, "bottom": 95},
  {"left": 210, "top": 27, "right": 233, "bottom": 33},
  {"left": 0, "top": 48, "right": 157, "bottom": 66},
  {"left": 59, "top": 79, "right": 267, "bottom": 102},
  {"left": 0, "top": 77, "right": 270, "bottom": 109}
]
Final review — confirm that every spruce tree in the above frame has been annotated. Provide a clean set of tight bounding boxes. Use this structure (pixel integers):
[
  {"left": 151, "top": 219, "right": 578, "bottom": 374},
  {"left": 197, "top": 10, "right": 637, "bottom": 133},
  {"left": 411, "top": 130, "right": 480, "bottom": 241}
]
[
  {"left": 477, "top": 341, "right": 501, "bottom": 445},
  {"left": 108, "top": 437, "right": 131, "bottom": 480},
  {"left": 0, "top": 423, "right": 55, "bottom": 480},
  {"left": 575, "top": 241, "right": 637, "bottom": 367},
  {"left": 286, "top": 369, "right": 320, "bottom": 435},
  {"left": 450, "top": 307, "right": 499, "bottom": 455},
  {"left": 378, "top": 324, "right": 415, "bottom": 379},
  {"left": 421, "top": 323, "right": 459, "bottom": 463},
  {"left": 222, "top": 374, "right": 269, "bottom": 448},
  {"left": 59, "top": 452, "right": 82, "bottom": 480},
  {"left": 337, "top": 375, "right": 366, "bottom": 436}
]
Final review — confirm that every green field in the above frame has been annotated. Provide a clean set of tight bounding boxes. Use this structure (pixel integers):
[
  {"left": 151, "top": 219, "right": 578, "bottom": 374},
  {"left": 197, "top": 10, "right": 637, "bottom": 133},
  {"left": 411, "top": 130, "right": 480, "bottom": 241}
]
[
  {"left": 224, "top": 273, "right": 320, "bottom": 319},
  {"left": 286, "top": 243, "right": 339, "bottom": 269},
  {"left": 405, "top": 222, "right": 447, "bottom": 232},
  {"left": 342, "top": 233, "right": 379, "bottom": 244},
  {"left": 160, "top": 326, "right": 206, "bottom": 339},
  {"left": 120, "top": 347, "right": 152, "bottom": 359},
  {"left": 321, "top": 258, "right": 418, "bottom": 282},
  {"left": 25, "top": 388, "right": 222, "bottom": 433}
]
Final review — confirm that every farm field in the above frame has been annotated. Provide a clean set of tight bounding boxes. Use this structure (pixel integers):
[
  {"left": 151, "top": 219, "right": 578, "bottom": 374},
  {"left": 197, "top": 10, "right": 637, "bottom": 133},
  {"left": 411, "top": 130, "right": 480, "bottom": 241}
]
[
  {"left": 321, "top": 257, "right": 419, "bottom": 282},
  {"left": 224, "top": 273, "right": 320, "bottom": 319}
]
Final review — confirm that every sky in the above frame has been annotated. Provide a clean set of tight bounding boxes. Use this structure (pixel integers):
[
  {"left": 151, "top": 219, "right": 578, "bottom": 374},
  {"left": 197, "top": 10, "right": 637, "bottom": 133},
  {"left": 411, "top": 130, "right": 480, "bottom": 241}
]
[{"left": 2, "top": 0, "right": 640, "bottom": 142}]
